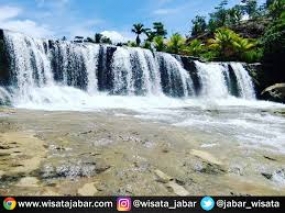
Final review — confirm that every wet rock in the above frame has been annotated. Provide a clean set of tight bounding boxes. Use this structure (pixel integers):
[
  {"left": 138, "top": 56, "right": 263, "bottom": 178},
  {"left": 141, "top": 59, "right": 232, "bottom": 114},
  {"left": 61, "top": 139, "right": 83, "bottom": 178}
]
[
  {"left": 230, "top": 191, "right": 251, "bottom": 196},
  {"left": 263, "top": 156, "right": 277, "bottom": 161},
  {"left": 0, "top": 173, "right": 25, "bottom": 184},
  {"left": 154, "top": 169, "right": 190, "bottom": 196},
  {"left": 166, "top": 180, "right": 190, "bottom": 196},
  {"left": 0, "top": 145, "right": 11, "bottom": 149},
  {"left": 261, "top": 83, "right": 285, "bottom": 103},
  {"left": 229, "top": 167, "right": 243, "bottom": 176},
  {"left": 154, "top": 169, "right": 173, "bottom": 183},
  {"left": 77, "top": 183, "right": 98, "bottom": 196},
  {"left": 16, "top": 177, "right": 39, "bottom": 188},
  {"left": 78, "top": 130, "right": 93, "bottom": 136},
  {"left": 36, "top": 160, "right": 110, "bottom": 180},
  {"left": 42, "top": 189, "right": 61, "bottom": 196},
  {"left": 195, "top": 161, "right": 226, "bottom": 174},
  {"left": 261, "top": 172, "right": 273, "bottom": 180},
  {"left": 190, "top": 149, "right": 223, "bottom": 166},
  {"left": 272, "top": 169, "right": 285, "bottom": 185}
]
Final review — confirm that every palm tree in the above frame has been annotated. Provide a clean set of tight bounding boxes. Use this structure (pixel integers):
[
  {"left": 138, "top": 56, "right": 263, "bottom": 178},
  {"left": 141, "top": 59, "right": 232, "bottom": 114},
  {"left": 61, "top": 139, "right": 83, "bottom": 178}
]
[
  {"left": 167, "top": 33, "right": 185, "bottom": 54},
  {"left": 233, "top": 38, "right": 255, "bottom": 57},
  {"left": 185, "top": 39, "right": 205, "bottom": 56},
  {"left": 208, "top": 28, "right": 238, "bottom": 58},
  {"left": 153, "top": 36, "right": 165, "bottom": 51},
  {"left": 132, "top": 23, "right": 145, "bottom": 46}
]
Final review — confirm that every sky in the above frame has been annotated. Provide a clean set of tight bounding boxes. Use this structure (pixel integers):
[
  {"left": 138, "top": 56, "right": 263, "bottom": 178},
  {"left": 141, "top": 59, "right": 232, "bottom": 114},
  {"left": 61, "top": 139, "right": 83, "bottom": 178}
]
[{"left": 0, "top": 0, "right": 265, "bottom": 43}]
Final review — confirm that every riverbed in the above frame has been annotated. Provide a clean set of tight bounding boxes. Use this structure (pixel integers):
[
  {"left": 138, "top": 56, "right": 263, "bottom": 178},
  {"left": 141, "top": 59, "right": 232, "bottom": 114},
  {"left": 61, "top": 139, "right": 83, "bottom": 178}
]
[{"left": 1, "top": 100, "right": 285, "bottom": 196}]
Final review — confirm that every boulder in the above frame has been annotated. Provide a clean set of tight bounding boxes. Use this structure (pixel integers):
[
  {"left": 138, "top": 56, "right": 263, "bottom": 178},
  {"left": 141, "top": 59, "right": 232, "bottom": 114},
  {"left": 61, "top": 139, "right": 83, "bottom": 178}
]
[{"left": 261, "top": 83, "right": 285, "bottom": 103}]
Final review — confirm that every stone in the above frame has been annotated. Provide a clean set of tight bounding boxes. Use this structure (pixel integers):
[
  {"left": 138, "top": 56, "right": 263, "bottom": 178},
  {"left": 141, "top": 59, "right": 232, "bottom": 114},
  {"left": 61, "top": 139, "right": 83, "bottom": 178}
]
[
  {"left": 166, "top": 180, "right": 190, "bottom": 196},
  {"left": 154, "top": 169, "right": 172, "bottom": 183},
  {"left": 77, "top": 183, "right": 98, "bottom": 196},
  {"left": 190, "top": 149, "right": 223, "bottom": 166},
  {"left": 261, "top": 83, "right": 285, "bottom": 103},
  {"left": 16, "top": 177, "right": 39, "bottom": 187},
  {"left": 261, "top": 172, "right": 272, "bottom": 180}
]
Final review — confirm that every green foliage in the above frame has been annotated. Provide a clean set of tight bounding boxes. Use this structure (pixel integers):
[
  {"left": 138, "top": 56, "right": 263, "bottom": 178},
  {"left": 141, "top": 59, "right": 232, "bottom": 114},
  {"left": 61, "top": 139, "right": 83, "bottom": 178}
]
[
  {"left": 166, "top": 33, "right": 185, "bottom": 54},
  {"left": 142, "top": 41, "right": 152, "bottom": 50},
  {"left": 267, "top": 0, "right": 285, "bottom": 20},
  {"left": 241, "top": 0, "right": 258, "bottom": 19},
  {"left": 153, "top": 36, "right": 165, "bottom": 52},
  {"left": 153, "top": 22, "right": 167, "bottom": 38},
  {"left": 184, "top": 39, "right": 205, "bottom": 56},
  {"left": 95, "top": 33, "right": 103, "bottom": 43},
  {"left": 191, "top": 16, "right": 207, "bottom": 36},
  {"left": 228, "top": 5, "right": 244, "bottom": 25},
  {"left": 127, "top": 41, "right": 137, "bottom": 47},
  {"left": 100, "top": 36, "right": 112, "bottom": 44},
  {"left": 144, "top": 28, "right": 156, "bottom": 42},
  {"left": 208, "top": 0, "right": 229, "bottom": 31},
  {"left": 208, "top": 28, "right": 256, "bottom": 62},
  {"left": 262, "top": 9, "right": 285, "bottom": 63}
]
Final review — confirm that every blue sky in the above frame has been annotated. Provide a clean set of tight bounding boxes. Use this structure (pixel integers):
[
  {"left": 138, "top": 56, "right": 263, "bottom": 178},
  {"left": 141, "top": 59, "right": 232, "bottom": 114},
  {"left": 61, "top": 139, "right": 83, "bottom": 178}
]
[{"left": 0, "top": 0, "right": 265, "bottom": 42}]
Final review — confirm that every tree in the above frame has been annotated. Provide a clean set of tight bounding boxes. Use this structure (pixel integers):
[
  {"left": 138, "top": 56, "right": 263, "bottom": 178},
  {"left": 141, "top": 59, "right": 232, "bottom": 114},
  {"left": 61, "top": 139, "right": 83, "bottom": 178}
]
[
  {"left": 144, "top": 28, "right": 156, "bottom": 42},
  {"left": 86, "top": 37, "right": 95, "bottom": 43},
  {"left": 132, "top": 23, "right": 145, "bottom": 46},
  {"left": 191, "top": 16, "right": 207, "bottom": 36},
  {"left": 167, "top": 33, "right": 185, "bottom": 54},
  {"left": 153, "top": 36, "right": 165, "bottom": 51},
  {"left": 266, "top": 0, "right": 285, "bottom": 20},
  {"left": 100, "top": 36, "right": 112, "bottom": 44},
  {"left": 153, "top": 22, "right": 168, "bottom": 38},
  {"left": 208, "top": 28, "right": 238, "bottom": 59},
  {"left": 241, "top": 0, "right": 258, "bottom": 19},
  {"left": 232, "top": 37, "right": 255, "bottom": 60},
  {"left": 228, "top": 5, "right": 244, "bottom": 25},
  {"left": 95, "top": 33, "right": 103, "bottom": 43},
  {"left": 127, "top": 41, "right": 137, "bottom": 47},
  {"left": 208, "top": 0, "right": 229, "bottom": 31},
  {"left": 185, "top": 39, "right": 205, "bottom": 56}
]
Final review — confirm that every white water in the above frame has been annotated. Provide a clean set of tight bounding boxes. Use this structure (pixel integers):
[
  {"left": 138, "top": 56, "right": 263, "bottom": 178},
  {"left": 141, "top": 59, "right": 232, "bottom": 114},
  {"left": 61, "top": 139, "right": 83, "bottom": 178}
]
[
  {"left": 2, "top": 30, "right": 285, "bottom": 155},
  {"left": 230, "top": 62, "right": 256, "bottom": 99},
  {"left": 195, "top": 61, "right": 229, "bottom": 99}
]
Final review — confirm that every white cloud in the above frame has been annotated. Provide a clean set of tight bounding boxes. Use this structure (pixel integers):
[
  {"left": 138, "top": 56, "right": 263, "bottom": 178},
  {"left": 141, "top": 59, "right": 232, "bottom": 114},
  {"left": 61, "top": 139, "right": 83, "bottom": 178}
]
[
  {"left": 0, "top": 6, "right": 22, "bottom": 21},
  {"left": 101, "top": 31, "right": 134, "bottom": 44},
  {"left": 153, "top": 8, "right": 179, "bottom": 15},
  {"left": 0, "top": 5, "right": 54, "bottom": 38}
]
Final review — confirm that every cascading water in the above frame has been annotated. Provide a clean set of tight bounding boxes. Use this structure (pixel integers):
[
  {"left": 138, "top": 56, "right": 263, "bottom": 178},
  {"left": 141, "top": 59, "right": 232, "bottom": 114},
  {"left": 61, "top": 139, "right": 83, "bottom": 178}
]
[
  {"left": 194, "top": 61, "right": 230, "bottom": 99},
  {"left": 156, "top": 52, "right": 195, "bottom": 97},
  {"left": 0, "top": 30, "right": 258, "bottom": 109},
  {"left": 230, "top": 62, "right": 256, "bottom": 100}
]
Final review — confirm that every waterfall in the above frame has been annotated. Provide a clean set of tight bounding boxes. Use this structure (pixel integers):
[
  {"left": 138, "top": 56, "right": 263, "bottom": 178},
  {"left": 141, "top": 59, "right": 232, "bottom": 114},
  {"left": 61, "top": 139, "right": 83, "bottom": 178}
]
[
  {"left": 194, "top": 61, "right": 230, "bottom": 99},
  {"left": 230, "top": 62, "right": 256, "bottom": 100},
  {"left": 0, "top": 30, "right": 257, "bottom": 108},
  {"left": 4, "top": 31, "right": 54, "bottom": 102},
  {"left": 156, "top": 52, "right": 195, "bottom": 97}
]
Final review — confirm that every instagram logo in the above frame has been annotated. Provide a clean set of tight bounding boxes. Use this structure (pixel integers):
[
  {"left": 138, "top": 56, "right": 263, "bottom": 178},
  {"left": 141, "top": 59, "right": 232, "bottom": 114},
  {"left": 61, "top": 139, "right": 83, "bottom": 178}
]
[
  {"left": 117, "top": 197, "right": 131, "bottom": 212},
  {"left": 3, "top": 197, "right": 17, "bottom": 210}
]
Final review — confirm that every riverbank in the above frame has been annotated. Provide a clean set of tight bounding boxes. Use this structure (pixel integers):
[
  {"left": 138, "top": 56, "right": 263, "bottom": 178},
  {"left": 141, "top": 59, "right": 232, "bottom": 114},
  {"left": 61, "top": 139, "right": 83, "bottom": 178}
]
[{"left": 1, "top": 107, "right": 285, "bottom": 196}]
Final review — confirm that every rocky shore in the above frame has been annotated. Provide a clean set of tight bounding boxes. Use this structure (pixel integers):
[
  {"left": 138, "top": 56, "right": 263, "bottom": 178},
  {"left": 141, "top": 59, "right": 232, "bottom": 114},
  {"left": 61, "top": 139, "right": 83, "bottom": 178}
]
[{"left": 1, "top": 108, "right": 285, "bottom": 196}]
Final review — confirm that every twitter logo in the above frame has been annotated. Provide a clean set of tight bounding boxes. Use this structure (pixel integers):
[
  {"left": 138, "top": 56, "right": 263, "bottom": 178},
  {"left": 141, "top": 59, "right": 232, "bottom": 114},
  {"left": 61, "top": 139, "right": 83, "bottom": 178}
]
[{"left": 200, "top": 196, "right": 215, "bottom": 211}]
